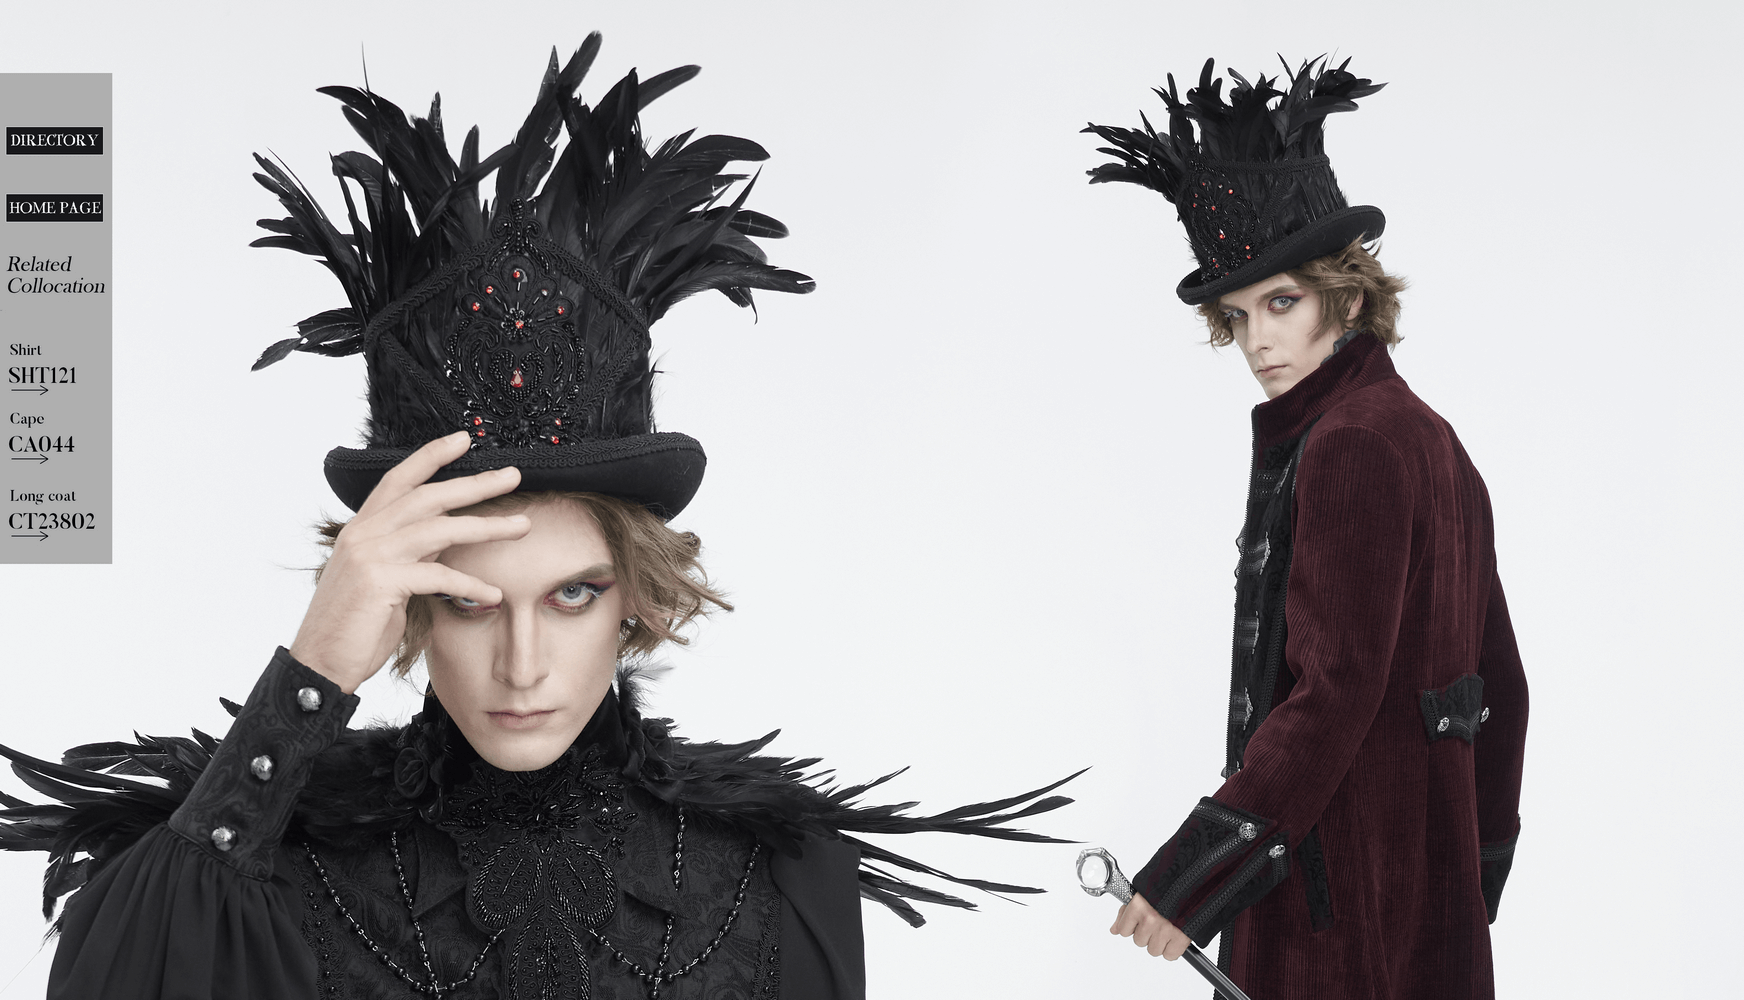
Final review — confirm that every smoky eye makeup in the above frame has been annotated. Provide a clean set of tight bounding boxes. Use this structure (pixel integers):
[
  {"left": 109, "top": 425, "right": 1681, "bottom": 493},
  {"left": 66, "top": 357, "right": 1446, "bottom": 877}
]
[
  {"left": 435, "top": 593, "right": 498, "bottom": 617},
  {"left": 548, "top": 581, "right": 609, "bottom": 611},
  {"left": 433, "top": 564, "right": 615, "bottom": 617}
]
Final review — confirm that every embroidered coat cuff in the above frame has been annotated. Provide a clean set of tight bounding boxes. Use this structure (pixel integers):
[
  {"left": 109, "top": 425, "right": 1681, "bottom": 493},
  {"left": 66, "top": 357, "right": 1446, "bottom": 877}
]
[
  {"left": 1132, "top": 797, "right": 1291, "bottom": 947},
  {"left": 166, "top": 648, "right": 357, "bottom": 879},
  {"left": 1479, "top": 821, "right": 1520, "bottom": 924}
]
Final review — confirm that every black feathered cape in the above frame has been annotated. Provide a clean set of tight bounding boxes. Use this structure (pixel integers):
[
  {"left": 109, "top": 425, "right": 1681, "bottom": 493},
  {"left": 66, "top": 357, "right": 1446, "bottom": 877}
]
[{"left": 0, "top": 650, "right": 1075, "bottom": 1000}]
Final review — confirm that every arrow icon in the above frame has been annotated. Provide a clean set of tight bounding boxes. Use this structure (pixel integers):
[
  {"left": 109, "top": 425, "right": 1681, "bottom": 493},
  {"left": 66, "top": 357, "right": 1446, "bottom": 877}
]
[
  {"left": 9, "top": 385, "right": 48, "bottom": 395},
  {"left": 9, "top": 455, "right": 48, "bottom": 464},
  {"left": 9, "top": 532, "right": 47, "bottom": 541}
]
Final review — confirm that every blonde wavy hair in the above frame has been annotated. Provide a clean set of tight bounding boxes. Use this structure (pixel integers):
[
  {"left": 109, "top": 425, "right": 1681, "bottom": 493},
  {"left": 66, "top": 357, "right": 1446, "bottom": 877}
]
[
  {"left": 317, "top": 491, "right": 731, "bottom": 676},
  {"left": 1197, "top": 237, "right": 1408, "bottom": 347}
]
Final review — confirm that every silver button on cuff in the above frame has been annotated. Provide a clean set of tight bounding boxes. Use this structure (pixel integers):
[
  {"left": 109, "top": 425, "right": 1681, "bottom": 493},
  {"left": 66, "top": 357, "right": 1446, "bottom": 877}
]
[
  {"left": 210, "top": 826, "right": 237, "bottom": 852},
  {"left": 1480, "top": 707, "right": 1491, "bottom": 723},
  {"left": 1238, "top": 822, "right": 1257, "bottom": 841},
  {"left": 250, "top": 755, "right": 275, "bottom": 781},
  {"left": 1268, "top": 844, "right": 1286, "bottom": 859},
  {"left": 1437, "top": 717, "right": 1450, "bottom": 733},
  {"left": 296, "top": 686, "right": 323, "bottom": 712}
]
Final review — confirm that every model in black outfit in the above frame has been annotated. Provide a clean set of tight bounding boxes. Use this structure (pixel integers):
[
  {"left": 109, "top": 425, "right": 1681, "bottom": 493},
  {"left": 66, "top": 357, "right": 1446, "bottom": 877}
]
[{"left": 0, "top": 35, "right": 1073, "bottom": 1000}]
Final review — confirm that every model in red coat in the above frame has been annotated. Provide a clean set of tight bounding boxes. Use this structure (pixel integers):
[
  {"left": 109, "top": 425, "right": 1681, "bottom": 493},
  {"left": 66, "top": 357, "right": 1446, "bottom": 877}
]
[{"left": 1084, "top": 58, "right": 1527, "bottom": 999}]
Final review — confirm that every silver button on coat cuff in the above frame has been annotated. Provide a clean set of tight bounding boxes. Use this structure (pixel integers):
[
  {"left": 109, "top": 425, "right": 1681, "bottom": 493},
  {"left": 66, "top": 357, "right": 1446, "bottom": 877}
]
[
  {"left": 167, "top": 646, "right": 359, "bottom": 878},
  {"left": 1132, "top": 797, "right": 1289, "bottom": 948}
]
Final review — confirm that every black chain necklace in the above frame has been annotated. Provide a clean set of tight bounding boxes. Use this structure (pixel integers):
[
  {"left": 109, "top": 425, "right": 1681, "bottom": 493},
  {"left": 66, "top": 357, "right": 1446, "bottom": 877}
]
[
  {"left": 305, "top": 807, "right": 763, "bottom": 1000},
  {"left": 589, "top": 808, "right": 765, "bottom": 1000},
  {"left": 303, "top": 832, "right": 502, "bottom": 998}
]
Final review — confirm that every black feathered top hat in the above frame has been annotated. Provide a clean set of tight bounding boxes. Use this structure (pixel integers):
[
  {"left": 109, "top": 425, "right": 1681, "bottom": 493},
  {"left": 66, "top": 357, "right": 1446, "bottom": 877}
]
[
  {"left": 251, "top": 34, "right": 813, "bottom": 517},
  {"left": 1085, "top": 57, "right": 1385, "bottom": 305}
]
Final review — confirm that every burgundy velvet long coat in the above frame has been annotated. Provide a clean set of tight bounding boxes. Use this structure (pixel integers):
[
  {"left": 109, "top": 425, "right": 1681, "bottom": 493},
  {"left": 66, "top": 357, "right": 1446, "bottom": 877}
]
[{"left": 1132, "top": 335, "right": 1528, "bottom": 999}]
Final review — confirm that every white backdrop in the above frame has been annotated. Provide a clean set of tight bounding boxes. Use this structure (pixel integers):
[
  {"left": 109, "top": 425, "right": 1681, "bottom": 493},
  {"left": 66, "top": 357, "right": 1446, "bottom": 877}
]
[{"left": 0, "top": 1, "right": 1738, "bottom": 996}]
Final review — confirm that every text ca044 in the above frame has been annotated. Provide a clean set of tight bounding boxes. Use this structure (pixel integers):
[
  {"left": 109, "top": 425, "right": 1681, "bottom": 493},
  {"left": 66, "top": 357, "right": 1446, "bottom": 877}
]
[{"left": 8, "top": 435, "right": 73, "bottom": 453}]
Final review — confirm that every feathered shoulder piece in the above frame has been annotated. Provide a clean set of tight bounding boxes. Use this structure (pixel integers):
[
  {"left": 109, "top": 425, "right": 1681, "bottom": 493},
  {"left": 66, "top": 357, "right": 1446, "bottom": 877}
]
[
  {"left": 0, "top": 668, "right": 1076, "bottom": 929},
  {"left": 1083, "top": 56, "right": 1387, "bottom": 304},
  {"left": 608, "top": 667, "right": 1081, "bottom": 926}
]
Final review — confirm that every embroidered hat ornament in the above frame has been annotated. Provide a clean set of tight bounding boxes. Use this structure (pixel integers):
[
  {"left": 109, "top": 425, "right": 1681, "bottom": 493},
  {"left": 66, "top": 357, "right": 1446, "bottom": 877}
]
[
  {"left": 250, "top": 34, "right": 813, "bottom": 516},
  {"left": 1084, "top": 56, "right": 1385, "bottom": 305}
]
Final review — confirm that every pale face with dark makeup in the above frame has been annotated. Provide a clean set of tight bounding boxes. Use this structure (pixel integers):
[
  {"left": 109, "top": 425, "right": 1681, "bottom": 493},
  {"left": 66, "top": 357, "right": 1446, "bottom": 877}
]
[
  {"left": 425, "top": 500, "right": 626, "bottom": 772},
  {"left": 1218, "top": 273, "right": 1362, "bottom": 399}
]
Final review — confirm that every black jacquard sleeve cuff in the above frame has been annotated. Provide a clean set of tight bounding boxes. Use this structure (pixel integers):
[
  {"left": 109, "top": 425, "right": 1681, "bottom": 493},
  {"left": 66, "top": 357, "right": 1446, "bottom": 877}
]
[
  {"left": 166, "top": 648, "right": 358, "bottom": 879},
  {"left": 1131, "top": 797, "right": 1291, "bottom": 947},
  {"left": 1479, "top": 821, "right": 1520, "bottom": 924}
]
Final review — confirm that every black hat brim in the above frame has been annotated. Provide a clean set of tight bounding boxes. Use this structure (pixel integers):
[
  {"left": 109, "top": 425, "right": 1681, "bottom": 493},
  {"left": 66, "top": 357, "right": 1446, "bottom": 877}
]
[
  {"left": 323, "top": 432, "right": 706, "bottom": 519},
  {"left": 1175, "top": 205, "right": 1386, "bottom": 306}
]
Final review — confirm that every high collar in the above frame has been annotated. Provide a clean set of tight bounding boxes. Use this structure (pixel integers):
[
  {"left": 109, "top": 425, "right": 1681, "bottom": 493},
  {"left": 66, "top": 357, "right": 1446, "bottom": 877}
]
[
  {"left": 575, "top": 686, "right": 626, "bottom": 764},
  {"left": 435, "top": 683, "right": 699, "bottom": 917},
  {"left": 1250, "top": 333, "right": 1399, "bottom": 449}
]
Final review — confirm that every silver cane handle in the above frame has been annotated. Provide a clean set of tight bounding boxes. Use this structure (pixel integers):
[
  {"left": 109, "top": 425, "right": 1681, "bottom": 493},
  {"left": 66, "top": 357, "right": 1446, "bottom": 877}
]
[
  {"left": 1076, "top": 847, "right": 1257, "bottom": 1000},
  {"left": 1076, "top": 847, "right": 1133, "bottom": 903}
]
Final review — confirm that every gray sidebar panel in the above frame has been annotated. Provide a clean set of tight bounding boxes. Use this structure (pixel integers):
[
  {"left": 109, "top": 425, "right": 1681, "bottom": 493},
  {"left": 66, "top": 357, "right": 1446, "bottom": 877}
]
[{"left": 0, "top": 75, "right": 112, "bottom": 564}]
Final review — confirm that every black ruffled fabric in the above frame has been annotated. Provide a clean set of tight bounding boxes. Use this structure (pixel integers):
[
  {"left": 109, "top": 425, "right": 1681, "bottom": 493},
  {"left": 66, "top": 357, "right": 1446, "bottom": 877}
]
[{"left": 45, "top": 826, "right": 315, "bottom": 999}]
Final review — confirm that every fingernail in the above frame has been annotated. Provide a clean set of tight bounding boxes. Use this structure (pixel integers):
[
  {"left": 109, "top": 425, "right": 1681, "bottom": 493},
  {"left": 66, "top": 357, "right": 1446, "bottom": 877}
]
[
  {"left": 508, "top": 514, "right": 530, "bottom": 523},
  {"left": 448, "top": 430, "right": 469, "bottom": 440}
]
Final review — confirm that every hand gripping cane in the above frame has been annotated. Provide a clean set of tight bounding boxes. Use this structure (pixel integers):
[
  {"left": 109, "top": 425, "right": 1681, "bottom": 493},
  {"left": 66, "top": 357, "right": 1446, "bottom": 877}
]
[{"left": 1076, "top": 848, "right": 1255, "bottom": 1000}]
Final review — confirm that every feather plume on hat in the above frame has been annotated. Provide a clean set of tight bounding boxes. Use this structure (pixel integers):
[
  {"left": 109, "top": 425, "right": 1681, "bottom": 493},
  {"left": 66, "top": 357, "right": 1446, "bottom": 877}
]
[
  {"left": 248, "top": 34, "right": 814, "bottom": 515},
  {"left": 1086, "top": 56, "right": 1386, "bottom": 304}
]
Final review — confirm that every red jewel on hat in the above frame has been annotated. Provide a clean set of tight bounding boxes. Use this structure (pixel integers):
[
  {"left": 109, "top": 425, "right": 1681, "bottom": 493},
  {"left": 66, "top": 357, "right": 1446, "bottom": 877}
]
[
  {"left": 476, "top": 429, "right": 485, "bottom": 437},
  {"left": 553, "top": 417, "right": 562, "bottom": 426},
  {"left": 515, "top": 319, "right": 524, "bottom": 329},
  {"left": 485, "top": 285, "right": 494, "bottom": 294},
  {"left": 512, "top": 269, "right": 522, "bottom": 280},
  {"left": 473, "top": 416, "right": 483, "bottom": 426},
  {"left": 550, "top": 436, "right": 560, "bottom": 444},
  {"left": 556, "top": 306, "right": 565, "bottom": 315},
  {"left": 510, "top": 368, "right": 525, "bottom": 388}
]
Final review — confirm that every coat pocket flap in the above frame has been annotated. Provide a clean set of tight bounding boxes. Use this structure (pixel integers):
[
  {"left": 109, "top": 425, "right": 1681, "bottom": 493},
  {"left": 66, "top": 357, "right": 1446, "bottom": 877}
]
[{"left": 1419, "top": 672, "right": 1485, "bottom": 744}]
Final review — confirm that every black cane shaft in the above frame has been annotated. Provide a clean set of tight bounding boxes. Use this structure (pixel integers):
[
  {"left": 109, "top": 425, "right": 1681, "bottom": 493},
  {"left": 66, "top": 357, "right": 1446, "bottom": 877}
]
[{"left": 1184, "top": 943, "right": 1253, "bottom": 1000}]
